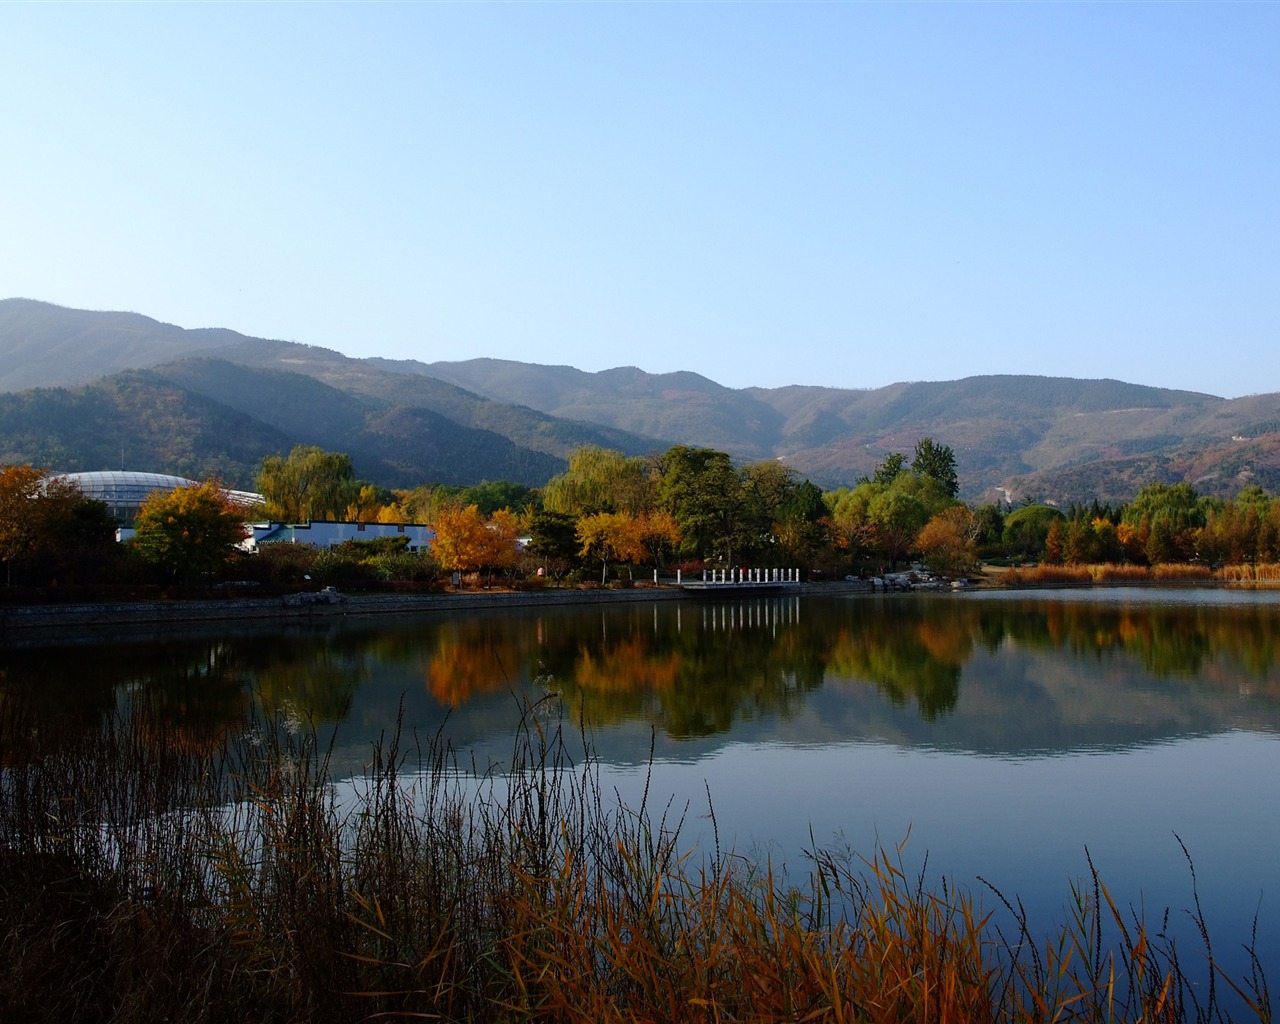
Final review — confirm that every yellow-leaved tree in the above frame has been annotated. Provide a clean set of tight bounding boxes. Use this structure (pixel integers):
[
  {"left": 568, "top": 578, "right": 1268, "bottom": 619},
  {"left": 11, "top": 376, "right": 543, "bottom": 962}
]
[{"left": 132, "top": 480, "right": 248, "bottom": 580}]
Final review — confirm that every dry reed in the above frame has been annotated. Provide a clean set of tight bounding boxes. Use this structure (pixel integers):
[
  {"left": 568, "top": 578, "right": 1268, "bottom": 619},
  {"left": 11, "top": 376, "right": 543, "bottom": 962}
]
[{"left": 0, "top": 693, "right": 1271, "bottom": 1023}]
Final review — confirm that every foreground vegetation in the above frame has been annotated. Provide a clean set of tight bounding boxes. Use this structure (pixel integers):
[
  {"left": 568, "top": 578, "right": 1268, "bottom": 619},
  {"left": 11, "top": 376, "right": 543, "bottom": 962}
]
[{"left": 1, "top": 696, "right": 1270, "bottom": 1023}]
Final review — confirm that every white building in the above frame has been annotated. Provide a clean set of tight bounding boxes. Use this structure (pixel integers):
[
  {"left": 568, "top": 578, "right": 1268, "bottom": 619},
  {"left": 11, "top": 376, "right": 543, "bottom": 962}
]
[{"left": 246, "top": 520, "right": 435, "bottom": 552}]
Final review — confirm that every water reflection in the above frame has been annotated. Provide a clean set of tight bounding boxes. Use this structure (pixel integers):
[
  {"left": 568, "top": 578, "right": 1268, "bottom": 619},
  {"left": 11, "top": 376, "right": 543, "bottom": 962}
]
[
  {"left": 5, "top": 590, "right": 1277, "bottom": 995},
  {"left": 4, "top": 591, "right": 1280, "bottom": 766}
]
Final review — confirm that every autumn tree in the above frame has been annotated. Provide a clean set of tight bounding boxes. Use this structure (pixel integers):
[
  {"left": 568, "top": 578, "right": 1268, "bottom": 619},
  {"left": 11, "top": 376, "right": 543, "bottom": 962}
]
[
  {"left": 577, "top": 511, "right": 646, "bottom": 583},
  {"left": 131, "top": 479, "right": 249, "bottom": 579},
  {"left": 916, "top": 506, "right": 979, "bottom": 576},
  {"left": 636, "top": 510, "right": 682, "bottom": 569},
  {"left": 0, "top": 465, "right": 111, "bottom": 586},
  {"left": 257, "top": 445, "right": 357, "bottom": 522},
  {"left": 431, "top": 504, "right": 520, "bottom": 586}
]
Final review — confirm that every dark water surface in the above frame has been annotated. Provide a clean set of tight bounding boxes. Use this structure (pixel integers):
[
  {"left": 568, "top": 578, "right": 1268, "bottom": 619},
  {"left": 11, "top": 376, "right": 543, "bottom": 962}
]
[{"left": 6, "top": 587, "right": 1279, "bottom": 983}]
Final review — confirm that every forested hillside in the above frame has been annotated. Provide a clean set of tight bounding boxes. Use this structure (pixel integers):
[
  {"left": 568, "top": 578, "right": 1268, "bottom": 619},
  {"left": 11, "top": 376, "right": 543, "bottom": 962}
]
[{"left": 3, "top": 299, "right": 1279, "bottom": 502}]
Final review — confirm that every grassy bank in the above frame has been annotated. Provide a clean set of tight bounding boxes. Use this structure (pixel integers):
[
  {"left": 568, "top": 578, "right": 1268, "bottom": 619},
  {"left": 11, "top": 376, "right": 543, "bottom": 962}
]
[
  {"left": 0, "top": 697, "right": 1271, "bottom": 1023},
  {"left": 996, "top": 562, "right": 1280, "bottom": 589}
]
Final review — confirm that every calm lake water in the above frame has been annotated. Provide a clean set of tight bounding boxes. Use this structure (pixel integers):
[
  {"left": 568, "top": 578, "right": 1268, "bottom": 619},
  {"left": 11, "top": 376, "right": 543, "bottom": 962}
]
[{"left": 5, "top": 587, "right": 1279, "bottom": 987}]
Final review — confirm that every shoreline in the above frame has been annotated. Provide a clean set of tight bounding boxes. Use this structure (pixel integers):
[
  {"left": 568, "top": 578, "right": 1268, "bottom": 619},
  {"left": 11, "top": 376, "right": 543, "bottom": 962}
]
[
  {"left": 7, "top": 572, "right": 1268, "bottom": 646},
  {"left": 0, "top": 580, "right": 877, "bottom": 646}
]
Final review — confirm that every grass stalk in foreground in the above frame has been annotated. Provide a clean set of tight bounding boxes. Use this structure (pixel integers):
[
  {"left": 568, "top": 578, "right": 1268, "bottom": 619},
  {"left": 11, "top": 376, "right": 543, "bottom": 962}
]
[{"left": 0, "top": 693, "right": 1271, "bottom": 1023}]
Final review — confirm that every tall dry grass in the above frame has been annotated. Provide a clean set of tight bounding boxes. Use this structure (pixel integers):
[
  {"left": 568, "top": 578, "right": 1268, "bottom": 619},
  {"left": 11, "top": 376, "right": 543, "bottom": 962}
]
[
  {"left": 1000, "top": 562, "right": 1280, "bottom": 588},
  {"left": 0, "top": 694, "right": 1271, "bottom": 1023}
]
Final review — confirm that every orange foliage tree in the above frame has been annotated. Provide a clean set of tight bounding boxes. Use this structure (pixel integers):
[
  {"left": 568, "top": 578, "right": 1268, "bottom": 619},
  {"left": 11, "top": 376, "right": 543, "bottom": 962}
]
[
  {"left": 577, "top": 511, "right": 647, "bottom": 583},
  {"left": 431, "top": 504, "right": 520, "bottom": 585}
]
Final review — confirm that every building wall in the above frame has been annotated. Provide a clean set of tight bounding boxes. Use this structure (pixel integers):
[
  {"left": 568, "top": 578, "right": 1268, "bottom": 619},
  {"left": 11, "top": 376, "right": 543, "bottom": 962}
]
[{"left": 248, "top": 521, "right": 435, "bottom": 552}]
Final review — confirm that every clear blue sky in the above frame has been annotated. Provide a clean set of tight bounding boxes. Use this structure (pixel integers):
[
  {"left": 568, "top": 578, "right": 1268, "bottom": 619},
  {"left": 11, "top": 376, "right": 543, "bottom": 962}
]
[{"left": 3, "top": 2, "right": 1276, "bottom": 398}]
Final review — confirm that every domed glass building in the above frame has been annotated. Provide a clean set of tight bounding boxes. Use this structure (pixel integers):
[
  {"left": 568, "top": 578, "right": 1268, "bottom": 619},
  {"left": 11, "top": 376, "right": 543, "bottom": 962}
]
[{"left": 51, "top": 471, "right": 263, "bottom": 527}]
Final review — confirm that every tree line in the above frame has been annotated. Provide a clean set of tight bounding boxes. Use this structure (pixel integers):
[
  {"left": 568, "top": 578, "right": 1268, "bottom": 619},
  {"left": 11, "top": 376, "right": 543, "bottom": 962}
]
[{"left": 4, "top": 439, "right": 1279, "bottom": 592}]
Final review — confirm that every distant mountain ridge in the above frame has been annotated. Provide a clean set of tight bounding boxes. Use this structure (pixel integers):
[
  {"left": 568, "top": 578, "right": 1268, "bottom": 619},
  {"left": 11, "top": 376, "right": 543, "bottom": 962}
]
[{"left": 2, "top": 298, "right": 1278, "bottom": 502}]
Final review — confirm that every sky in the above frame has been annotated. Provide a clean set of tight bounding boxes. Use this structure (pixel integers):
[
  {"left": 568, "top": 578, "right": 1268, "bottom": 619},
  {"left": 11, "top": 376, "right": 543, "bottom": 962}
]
[{"left": 2, "top": 2, "right": 1277, "bottom": 398}]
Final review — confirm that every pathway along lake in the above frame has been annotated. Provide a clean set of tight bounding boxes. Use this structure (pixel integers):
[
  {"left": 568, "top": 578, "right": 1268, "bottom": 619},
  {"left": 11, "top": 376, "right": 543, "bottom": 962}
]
[{"left": 5, "top": 587, "right": 1279, "bottom": 989}]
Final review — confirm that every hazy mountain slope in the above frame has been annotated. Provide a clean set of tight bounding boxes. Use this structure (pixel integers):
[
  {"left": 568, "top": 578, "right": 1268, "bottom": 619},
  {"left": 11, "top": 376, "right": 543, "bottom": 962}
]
[
  {"left": 146, "top": 358, "right": 567, "bottom": 488},
  {"left": 404, "top": 358, "right": 785, "bottom": 458},
  {"left": 198, "top": 345, "right": 667, "bottom": 459},
  {"left": 0, "top": 298, "right": 250, "bottom": 391},
  {"left": 3, "top": 300, "right": 1279, "bottom": 502},
  {"left": 0, "top": 366, "right": 565, "bottom": 490},
  {"left": 0, "top": 371, "right": 291, "bottom": 485}
]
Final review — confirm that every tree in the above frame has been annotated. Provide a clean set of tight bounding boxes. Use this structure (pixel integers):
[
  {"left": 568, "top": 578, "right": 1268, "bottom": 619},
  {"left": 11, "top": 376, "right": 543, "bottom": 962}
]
[
  {"left": 256, "top": 446, "right": 356, "bottom": 522},
  {"left": 868, "top": 488, "right": 929, "bottom": 569},
  {"left": 1121, "top": 482, "right": 1205, "bottom": 564},
  {"left": 577, "top": 511, "right": 646, "bottom": 583},
  {"left": 912, "top": 437, "right": 959, "bottom": 498},
  {"left": 773, "top": 479, "right": 829, "bottom": 568},
  {"left": 0, "top": 465, "right": 102, "bottom": 586},
  {"left": 543, "top": 446, "right": 654, "bottom": 516},
  {"left": 873, "top": 452, "right": 909, "bottom": 486},
  {"left": 916, "top": 506, "right": 978, "bottom": 576},
  {"left": 431, "top": 504, "right": 520, "bottom": 586},
  {"left": 636, "top": 510, "right": 682, "bottom": 569},
  {"left": 1002, "top": 505, "right": 1065, "bottom": 561},
  {"left": 131, "top": 479, "right": 249, "bottom": 579},
  {"left": 658, "top": 446, "right": 749, "bottom": 564},
  {"left": 527, "top": 510, "right": 580, "bottom": 577},
  {"left": 431, "top": 504, "right": 491, "bottom": 579},
  {"left": 460, "top": 480, "right": 538, "bottom": 516}
]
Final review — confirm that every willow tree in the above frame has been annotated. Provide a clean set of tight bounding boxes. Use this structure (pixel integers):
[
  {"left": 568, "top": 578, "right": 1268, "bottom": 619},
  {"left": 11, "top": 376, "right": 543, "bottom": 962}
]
[
  {"left": 543, "top": 446, "right": 655, "bottom": 516},
  {"left": 256, "top": 446, "right": 356, "bottom": 522}
]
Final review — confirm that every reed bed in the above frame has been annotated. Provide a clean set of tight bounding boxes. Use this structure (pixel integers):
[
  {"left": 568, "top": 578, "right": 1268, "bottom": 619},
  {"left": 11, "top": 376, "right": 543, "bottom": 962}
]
[
  {"left": 1219, "top": 563, "right": 1280, "bottom": 584},
  {"left": 1000, "top": 562, "right": 1279, "bottom": 588},
  {"left": 0, "top": 694, "right": 1271, "bottom": 1023}
]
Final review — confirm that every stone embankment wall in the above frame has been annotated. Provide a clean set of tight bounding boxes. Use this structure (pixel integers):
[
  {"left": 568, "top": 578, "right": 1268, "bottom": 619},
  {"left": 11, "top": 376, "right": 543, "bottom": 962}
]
[
  {"left": 0, "top": 579, "right": 875, "bottom": 647},
  {"left": 0, "top": 587, "right": 681, "bottom": 635}
]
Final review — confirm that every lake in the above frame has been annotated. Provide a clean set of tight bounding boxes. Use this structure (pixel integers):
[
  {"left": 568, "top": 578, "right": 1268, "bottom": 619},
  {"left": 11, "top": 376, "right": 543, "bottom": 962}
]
[{"left": 4, "top": 586, "right": 1278, "bottom": 989}]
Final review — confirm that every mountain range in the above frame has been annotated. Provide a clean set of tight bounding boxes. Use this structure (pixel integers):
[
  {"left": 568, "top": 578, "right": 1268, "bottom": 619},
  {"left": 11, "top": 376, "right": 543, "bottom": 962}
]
[{"left": 2, "top": 297, "right": 1278, "bottom": 504}]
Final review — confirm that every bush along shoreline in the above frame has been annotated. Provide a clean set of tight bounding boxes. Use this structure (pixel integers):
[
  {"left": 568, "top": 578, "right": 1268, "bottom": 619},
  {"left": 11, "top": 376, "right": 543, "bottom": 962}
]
[{"left": 0, "top": 695, "right": 1270, "bottom": 1023}]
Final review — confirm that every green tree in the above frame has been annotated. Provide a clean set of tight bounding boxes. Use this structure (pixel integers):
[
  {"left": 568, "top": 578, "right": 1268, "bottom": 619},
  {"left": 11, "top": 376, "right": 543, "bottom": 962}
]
[
  {"left": 873, "top": 452, "right": 909, "bottom": 486},
  {"left": 543, "top": 446, "right": 654, "bottom": 516},
  {"left": 131, "top": 480, "right": 249, "bottom": 579},
  {"left": 256, "top": 445, "right": 357, "bottom": 522},
  {"left": 1002, "top": 505, "right": 1066, "bottom": 561},
  {"left": 868, "top": 487, "right": 930, "bottom": 569},
  {"left": 460, "top": 480, "right": 538, "bottom": 516},
  {"left": 527, "top": 509, "right": 581, "bottom": 580},
  {"left": 1121, "top": 482, "right": 1206, "bottom": 564},
  {"left": 658, "top": 446, "right": 749, "bottom": 564},
  {"left": 912, "top": 437, "right": 959, "bottom": 498}
]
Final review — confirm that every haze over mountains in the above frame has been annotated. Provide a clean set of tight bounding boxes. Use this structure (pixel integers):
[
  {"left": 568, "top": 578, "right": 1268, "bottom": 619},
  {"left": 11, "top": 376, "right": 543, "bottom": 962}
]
[{"left": 2, "top": 298, "right": 1278, "bottom": 504}]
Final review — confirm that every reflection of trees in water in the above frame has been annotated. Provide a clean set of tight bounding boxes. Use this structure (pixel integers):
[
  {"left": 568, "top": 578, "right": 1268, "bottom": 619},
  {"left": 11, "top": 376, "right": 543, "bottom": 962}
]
[
  {"left": 1, "top": 640, "right": 249, "bottom": 759},
  {"left": 820, "top": 602, "right": 966, "bottom": 720},
  {"left": 6, "top": 593, "right": 1278, "bottom": 760},
  {"left": 978, "top": 599, "right": 1280, "bottom": 692},
  {"left": 394, "top": 596, "right": 1280, "bottom": 737}
]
